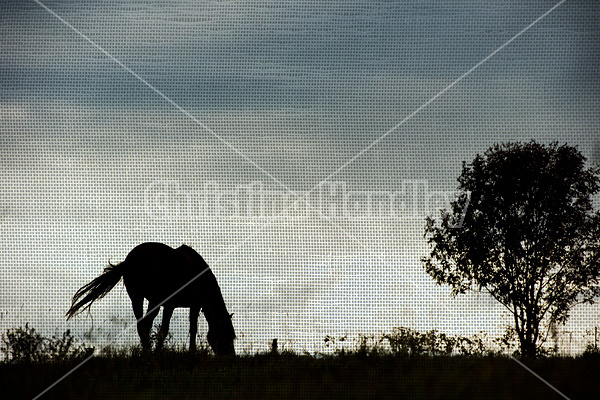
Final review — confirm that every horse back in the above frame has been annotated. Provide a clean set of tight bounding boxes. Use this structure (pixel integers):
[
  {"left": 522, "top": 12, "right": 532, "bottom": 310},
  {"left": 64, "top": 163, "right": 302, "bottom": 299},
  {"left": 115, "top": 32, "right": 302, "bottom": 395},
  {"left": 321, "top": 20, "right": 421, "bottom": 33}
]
[{"left": 122, "top": 242, "right": 211, "bottom": 306}]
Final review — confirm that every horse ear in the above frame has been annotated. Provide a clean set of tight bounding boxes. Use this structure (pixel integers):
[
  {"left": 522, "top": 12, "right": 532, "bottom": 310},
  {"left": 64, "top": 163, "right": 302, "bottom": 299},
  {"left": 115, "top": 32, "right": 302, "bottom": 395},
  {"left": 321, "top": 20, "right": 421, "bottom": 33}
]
[{"left": 229, "top": 313, "right": 234, "bottom": 319}]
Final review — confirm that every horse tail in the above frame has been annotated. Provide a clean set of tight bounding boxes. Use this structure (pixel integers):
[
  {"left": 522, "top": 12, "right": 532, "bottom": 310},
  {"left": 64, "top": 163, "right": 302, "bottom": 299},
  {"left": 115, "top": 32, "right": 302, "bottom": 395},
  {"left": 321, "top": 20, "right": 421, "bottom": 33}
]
[{"left": 66, "top": 262, "right": 125, "bottom": 320}]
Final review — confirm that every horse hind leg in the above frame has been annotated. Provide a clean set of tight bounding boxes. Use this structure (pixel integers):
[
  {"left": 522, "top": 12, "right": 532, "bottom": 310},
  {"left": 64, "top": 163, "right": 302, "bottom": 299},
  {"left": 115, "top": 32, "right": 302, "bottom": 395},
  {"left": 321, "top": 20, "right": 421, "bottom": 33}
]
[
  {"left": 156, "top": 306, "right": 174, "bottom": 351},
  {"left": 136, "top": 300, "right": 160, "bottom": 351},
  {"left": 189, "top": 306, "right": 200, "bottom": 352},
  {"left": 130, "top": 296, "right": 150, "bottom": 351}
]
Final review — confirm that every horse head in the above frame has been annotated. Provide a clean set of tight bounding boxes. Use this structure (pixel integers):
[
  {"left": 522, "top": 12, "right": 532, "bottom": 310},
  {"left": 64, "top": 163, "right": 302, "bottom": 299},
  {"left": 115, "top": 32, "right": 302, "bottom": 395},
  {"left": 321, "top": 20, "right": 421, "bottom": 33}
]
[{"left": 207, "top": 312, "right": 236, "bottom": 356}]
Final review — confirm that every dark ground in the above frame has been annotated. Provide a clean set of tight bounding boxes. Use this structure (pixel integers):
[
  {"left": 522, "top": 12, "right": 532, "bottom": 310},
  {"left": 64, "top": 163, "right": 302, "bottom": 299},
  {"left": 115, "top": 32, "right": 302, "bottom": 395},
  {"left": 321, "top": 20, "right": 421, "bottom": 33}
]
[{"left": 3, "top": 352, "right": 598, "bottom": 400}]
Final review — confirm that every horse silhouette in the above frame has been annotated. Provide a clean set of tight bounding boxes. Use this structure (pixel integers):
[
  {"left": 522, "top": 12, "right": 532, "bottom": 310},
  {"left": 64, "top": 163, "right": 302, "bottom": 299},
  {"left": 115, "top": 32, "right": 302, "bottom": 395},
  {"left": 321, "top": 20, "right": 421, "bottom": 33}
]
[{"left": 66, "top": 242, "right": 235, "bottom": 355}]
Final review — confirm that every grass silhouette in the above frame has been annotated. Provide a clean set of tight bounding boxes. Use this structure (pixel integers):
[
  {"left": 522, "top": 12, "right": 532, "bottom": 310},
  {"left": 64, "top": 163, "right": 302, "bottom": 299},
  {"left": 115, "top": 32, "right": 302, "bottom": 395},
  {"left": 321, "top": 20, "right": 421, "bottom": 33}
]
[{"left": 2, "top": 326, "right": 599, "bottom": 399}]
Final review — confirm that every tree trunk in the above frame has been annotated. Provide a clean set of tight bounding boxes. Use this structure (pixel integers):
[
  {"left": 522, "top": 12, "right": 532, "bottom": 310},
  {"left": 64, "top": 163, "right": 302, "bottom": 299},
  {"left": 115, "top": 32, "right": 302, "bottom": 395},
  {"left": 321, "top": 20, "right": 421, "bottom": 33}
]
[
  {"left": 514, "top": 314, "right": 537, "bottom": 358},
  {"left": 520, "top": 334, "right": 537, "bottom": 358},
  {"left": 518, "top": 304, "right": 538, "bottom": 358}
]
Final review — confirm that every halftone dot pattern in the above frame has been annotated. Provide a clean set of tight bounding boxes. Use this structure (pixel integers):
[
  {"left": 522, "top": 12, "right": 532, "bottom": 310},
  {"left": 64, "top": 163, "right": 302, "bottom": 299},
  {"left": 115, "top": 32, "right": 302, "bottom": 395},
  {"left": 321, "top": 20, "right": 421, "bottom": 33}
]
[{"left": 1, "top": 0, "right": 599, "bottom": 362}]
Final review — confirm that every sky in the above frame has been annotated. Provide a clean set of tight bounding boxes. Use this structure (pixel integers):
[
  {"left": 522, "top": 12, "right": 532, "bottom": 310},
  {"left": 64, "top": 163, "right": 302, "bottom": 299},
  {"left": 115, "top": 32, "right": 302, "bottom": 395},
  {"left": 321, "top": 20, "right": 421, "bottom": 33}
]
[{"left": 1, "top": 0, "right": 599, "bottom": 354}]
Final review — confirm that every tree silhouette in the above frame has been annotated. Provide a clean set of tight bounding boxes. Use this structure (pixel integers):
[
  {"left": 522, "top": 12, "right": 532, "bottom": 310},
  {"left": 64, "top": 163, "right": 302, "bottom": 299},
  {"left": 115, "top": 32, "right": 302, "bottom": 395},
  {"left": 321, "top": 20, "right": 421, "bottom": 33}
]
[{"left": 423, "top": 141, "right": 600, "bottom": 358}]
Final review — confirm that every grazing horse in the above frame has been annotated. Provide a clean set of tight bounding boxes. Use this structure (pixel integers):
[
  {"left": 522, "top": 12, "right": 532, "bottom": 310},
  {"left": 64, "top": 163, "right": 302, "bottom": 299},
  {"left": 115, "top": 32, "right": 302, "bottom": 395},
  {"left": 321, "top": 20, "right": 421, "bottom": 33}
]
[{"left": 66, "top": 242, "right": 235, "bottom": 355}]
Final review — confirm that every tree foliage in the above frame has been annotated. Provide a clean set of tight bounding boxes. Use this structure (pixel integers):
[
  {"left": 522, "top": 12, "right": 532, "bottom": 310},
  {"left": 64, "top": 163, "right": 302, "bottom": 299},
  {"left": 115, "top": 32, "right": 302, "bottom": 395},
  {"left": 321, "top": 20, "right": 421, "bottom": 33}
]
[{"left": 423, "top": 141, "right": 600, "bottom": 357}]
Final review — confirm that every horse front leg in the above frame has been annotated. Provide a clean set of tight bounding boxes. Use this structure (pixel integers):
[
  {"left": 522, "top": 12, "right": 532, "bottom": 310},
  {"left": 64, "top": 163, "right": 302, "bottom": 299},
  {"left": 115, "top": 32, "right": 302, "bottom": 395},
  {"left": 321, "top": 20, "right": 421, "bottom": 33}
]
[
  {"left": 189, "top": 306, "right": 200, "bottom": 352},
  {"left": 156, "top": 306, "right": 174, "bottom": 351}
]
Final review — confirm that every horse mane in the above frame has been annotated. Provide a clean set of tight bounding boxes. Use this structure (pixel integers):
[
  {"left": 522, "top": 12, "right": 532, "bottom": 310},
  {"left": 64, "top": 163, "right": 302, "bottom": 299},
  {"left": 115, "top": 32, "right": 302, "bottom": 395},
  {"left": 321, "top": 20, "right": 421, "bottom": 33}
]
[{"left": 176, "top": 245, "right": 233, "bottom": 333}]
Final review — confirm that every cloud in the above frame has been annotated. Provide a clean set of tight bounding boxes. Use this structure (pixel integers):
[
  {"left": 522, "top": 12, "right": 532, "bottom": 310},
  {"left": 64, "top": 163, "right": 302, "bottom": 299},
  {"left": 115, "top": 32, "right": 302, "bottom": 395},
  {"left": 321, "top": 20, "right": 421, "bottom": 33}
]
[{"left": 3, "top": 0, "right": 598, "bottom": 112}]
